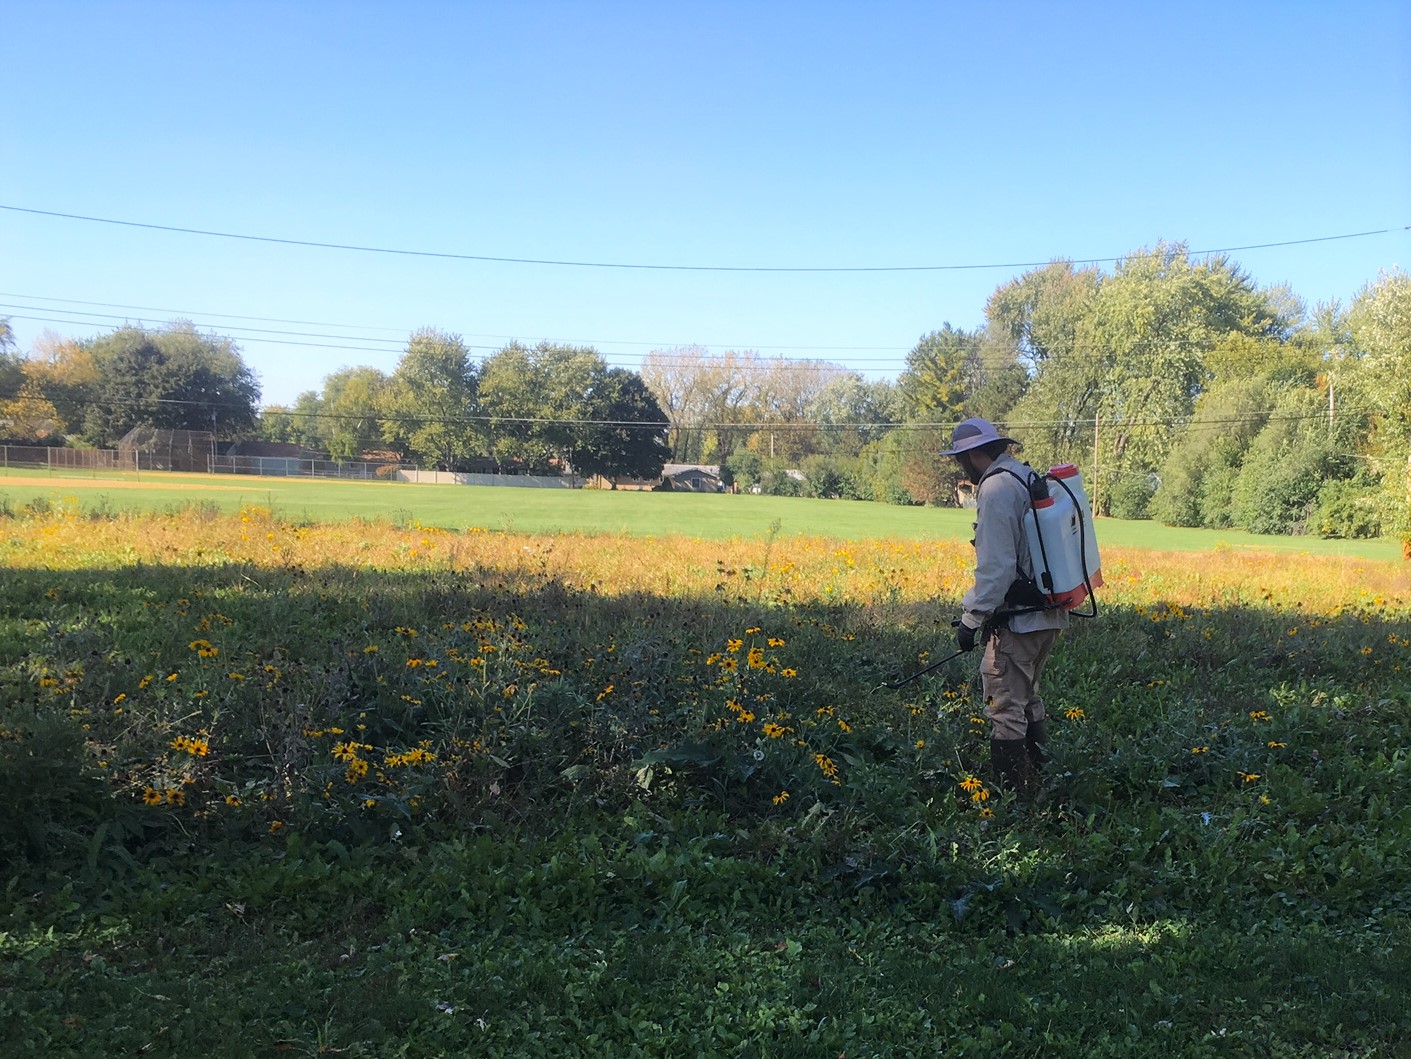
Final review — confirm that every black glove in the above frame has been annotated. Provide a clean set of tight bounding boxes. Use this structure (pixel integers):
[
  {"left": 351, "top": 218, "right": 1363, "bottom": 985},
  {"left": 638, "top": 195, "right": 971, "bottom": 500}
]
[{"left": 956, "top": 623, "right": 978, "bottom": 653}]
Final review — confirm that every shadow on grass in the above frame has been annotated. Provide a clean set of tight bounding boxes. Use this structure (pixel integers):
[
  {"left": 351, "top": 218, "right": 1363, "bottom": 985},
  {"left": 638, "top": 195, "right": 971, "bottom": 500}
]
[{"left": 3, "top": 558, "right": 1411, "bottom": 1054}]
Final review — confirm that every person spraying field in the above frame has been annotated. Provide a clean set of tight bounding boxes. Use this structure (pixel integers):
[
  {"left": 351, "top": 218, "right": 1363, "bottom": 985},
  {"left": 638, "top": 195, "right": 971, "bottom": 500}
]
[{"left": 942, "top": 418, "right": 1100, "bottom": 798}]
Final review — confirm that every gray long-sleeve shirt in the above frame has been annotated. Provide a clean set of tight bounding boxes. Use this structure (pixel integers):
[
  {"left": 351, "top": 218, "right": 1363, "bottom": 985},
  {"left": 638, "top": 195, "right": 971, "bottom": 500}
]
[{"left": 960, "top": 452, "right": 1069, "bottom": 636}]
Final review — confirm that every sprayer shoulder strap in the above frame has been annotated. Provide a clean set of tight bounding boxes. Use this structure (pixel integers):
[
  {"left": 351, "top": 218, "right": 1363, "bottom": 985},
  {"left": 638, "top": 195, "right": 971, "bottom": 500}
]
[
  {"left": 979, "top": 463, "right": 1046, "bottom": 501},
  {"left": 977, "top": 462, "right": 1057, "bottom": 605}
]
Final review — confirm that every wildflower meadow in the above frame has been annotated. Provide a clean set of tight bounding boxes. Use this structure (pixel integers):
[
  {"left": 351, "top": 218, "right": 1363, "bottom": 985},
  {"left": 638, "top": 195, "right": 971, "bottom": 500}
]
[{"left": 2, "top": 497, "right": 1410, "bottom": 1057}]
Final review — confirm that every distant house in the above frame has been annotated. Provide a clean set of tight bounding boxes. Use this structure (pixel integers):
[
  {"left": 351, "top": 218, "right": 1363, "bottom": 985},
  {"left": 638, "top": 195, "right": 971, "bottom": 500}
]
[
  {"left": 661, "top": 463, "right": 723, "bottom": 492},
  {"left": 593, "top": 463, "right": 724, "bottom": 492}
]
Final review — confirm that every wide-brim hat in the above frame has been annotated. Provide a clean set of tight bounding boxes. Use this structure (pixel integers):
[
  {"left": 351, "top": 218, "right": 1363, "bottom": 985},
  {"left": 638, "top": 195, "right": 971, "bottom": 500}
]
[{"left": 939, "top": 417, "right": 1019, "bottom": 456}]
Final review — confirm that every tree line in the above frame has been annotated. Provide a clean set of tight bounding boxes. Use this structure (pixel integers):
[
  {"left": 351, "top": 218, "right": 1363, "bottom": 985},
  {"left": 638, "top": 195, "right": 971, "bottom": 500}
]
[{"left": 1, "top": 241, "right": 1407, "bottom": 540}]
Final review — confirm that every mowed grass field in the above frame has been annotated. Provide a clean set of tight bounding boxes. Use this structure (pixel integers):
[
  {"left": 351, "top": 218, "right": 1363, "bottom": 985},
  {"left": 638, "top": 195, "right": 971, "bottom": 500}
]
[
  {"left": 0, "top": 465, "right": 1401, "bottom": 559},
  {"left": 3, "top": 494, "right": 1410, "bottom": 1056}
]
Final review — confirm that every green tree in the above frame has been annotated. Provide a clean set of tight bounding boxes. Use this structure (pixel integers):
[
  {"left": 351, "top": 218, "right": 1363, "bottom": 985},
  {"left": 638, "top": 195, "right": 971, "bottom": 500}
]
[
  {"left": 1340, "top": 270, "right": 1411, "bottom": 541},
  {"left": 261, "top": 391, "right": 330, "bottom": 451},
  {"left": 24, "top": 333, "right": 99, "bottom": 437},
  {"left": 567, "top": 367, "right": 672, "bottom": 482},
  {"left": 854, "top": 430, "right": 919, "bottom": 505},
  {"left": 381, "top": 328, "right": 483, "bottom": 470},
  {"left": 1150, "top": 376, "right": 1272, "bottom": 528},
  {"left": 0, "top": 319, "right": 23, "bottom": 407},
  {"left": 1086, "top": 245, "right": 1288, "bottom": 497},
  {"left": 0, "top": 320, "right": 32, "bottom": 441},
  {"left": 987, "top": 261, "right": 1104, "bottom": 468},
  {"left": 996, "top": 247, "right": 1296, "bottom": 512},
  {"left": 723, "top": 450, "right": 762, "bottom": 491},
  {"left": 82, "top": 323, "right": 260, "bottom": 445},
  {"left": 805, "top": 374, "right": 901, "bottom": 458},
  {"left": 1233, "top": 387, "right": 1352, "bottom": 534},
  {"left": 896, "top": 325, "right": 981, "bottom": 421},
  {"left": 479, "top": 341, "right": 601, "bottom": 472},
  {"left": 323, "top": 367, "right": 391, "bottom": 460}
]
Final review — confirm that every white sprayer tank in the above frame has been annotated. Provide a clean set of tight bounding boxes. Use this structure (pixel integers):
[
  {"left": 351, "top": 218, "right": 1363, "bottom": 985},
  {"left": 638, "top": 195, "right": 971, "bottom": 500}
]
[{"left": 1023, "top": 463, "right": 1103, "bottom": 610}]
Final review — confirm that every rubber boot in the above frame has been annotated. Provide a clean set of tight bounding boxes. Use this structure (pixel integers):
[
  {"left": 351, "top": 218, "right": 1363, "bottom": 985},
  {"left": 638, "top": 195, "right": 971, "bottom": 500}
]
[{"left": 989, "top": 738, "right": 1030, "bottom": 797}]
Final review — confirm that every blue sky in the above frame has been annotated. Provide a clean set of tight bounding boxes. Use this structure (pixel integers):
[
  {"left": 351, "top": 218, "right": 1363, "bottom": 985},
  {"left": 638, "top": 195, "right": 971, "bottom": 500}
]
[{"left": 3, "top": 1, "right": 1408, "bottom": 407}]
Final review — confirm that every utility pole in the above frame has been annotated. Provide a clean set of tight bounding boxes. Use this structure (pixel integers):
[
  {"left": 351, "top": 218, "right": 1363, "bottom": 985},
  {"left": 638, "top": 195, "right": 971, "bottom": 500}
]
[{"left": 1091, "top": 412, "right": 1100, "bottom": 516}]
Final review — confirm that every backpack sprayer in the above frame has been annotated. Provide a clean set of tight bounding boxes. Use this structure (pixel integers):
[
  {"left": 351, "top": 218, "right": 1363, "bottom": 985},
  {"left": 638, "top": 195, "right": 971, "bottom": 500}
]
[{"left": 877, "top": 462, "right": 1103, "bottom": 690}]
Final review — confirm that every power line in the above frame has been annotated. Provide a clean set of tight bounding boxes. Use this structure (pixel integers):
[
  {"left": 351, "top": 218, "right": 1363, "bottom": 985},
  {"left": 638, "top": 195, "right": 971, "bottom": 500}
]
[
  {"left": 2, "top": 301, "right": 1331, "bottom": 375},
  {"left": 0, "top": 291, "right": 410, "bottom": 334},
  {"left": 4, "top": 203, "right": 1405, "bottom": 272},
  {"left": 2, "top": 313, "right": 900, "bottom": 374},
  {"left": 0, "top": 305, "right": 910, "bottom": 368},
  {"left": 0, "top": 292, "right": 909, "bottom": 353}
]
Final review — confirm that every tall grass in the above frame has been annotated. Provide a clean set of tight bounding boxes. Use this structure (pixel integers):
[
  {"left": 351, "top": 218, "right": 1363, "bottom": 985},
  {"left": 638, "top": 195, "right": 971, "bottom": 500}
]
[{"left": 2, "top": 505, "right": 1409, "bottom": 1057}]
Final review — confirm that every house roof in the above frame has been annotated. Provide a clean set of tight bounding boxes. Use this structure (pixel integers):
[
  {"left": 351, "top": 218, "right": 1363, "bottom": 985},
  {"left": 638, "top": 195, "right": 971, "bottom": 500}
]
[{"left": 663, "top": 463, "right": 720, "bottom": 477}]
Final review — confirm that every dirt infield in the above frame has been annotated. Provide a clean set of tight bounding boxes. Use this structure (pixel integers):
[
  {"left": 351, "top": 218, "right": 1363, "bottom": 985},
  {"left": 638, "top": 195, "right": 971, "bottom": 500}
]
[{"left": 0, "top": 475, "right": 259, "bottom": 492}]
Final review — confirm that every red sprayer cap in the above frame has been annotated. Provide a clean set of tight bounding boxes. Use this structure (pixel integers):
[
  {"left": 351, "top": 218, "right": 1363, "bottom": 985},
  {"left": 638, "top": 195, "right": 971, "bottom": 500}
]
[{"left": 1049, "top": 464, "right": 1079, "bottom": 478}]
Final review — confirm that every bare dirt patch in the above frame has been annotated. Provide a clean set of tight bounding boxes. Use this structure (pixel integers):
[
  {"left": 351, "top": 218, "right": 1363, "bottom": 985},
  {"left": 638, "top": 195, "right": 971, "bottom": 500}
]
[{"left": 0, "top": 475, "right": 258, "bottom": 492}]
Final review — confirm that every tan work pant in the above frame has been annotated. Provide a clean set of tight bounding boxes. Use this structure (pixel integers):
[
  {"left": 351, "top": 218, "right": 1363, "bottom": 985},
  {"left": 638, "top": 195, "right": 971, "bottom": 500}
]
[{"left": 980, "top": 627, "right": 1061, "bottom": 741}]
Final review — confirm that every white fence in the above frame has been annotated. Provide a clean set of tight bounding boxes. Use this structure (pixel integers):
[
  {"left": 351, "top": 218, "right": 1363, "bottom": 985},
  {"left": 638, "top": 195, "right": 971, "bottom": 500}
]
[{"left": 394, "top": 470, "right": 577, "bottom": 488}]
